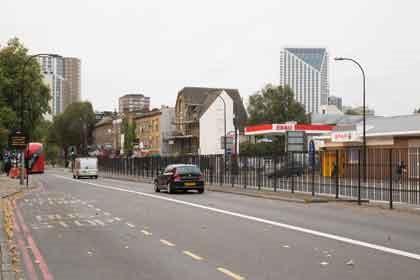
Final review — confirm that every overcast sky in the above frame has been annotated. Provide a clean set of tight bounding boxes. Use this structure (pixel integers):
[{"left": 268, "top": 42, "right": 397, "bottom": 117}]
[{"left": 2, "top": 0, "right": 419, "bottom": 116}]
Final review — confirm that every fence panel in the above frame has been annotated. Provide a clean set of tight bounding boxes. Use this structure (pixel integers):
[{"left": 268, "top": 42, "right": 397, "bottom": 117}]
[{"left": 97, "top": 147, "right": 420, "bottom": 206}]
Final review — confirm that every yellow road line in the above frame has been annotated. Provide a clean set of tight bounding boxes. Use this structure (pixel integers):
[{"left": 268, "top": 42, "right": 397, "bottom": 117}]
[
  {"left": 182, "top": 250, "right": 203, "bottom": 261},
  {"left": 217, "top": 267, "right": 245, "bottom": 280},
  {"left": 160, "top": 239, "right": 175, "bottom": 247},
  {"left": 141, "top": 230, "right": 152, "bottom": 236}
]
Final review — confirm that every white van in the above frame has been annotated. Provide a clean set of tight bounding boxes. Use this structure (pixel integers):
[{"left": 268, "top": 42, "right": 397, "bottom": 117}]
[{"left": 72, "top": 157, "right": 98, "bottom": 179}]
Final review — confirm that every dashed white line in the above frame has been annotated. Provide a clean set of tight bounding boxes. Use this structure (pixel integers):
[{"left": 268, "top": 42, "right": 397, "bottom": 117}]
[
  {"left": 126, "top": 223, "right": 136, "bottom": 228},
  {"left": 94, "top": 219, "right": 106, "bottom": 226},
  {"left": 95, "top": 208, "right": 102, "bottom": 212},
  {"left": 59, "top": 221, "right": 69, "bottom": 228},
  {"left": 86, "top": 220, "right": 98, "bottom": 226},
  {"left": 87, "top": 204, "right": 94, "bottom": 208},
  {"left": 104, "top": 212, "right": 111, "bottom": 216},
  {"left": 141, "top": 230, "right": 152, "bottom": 236},
  {"left": 114, "top": 217, "right": 122, "bottom": 221},
  {"left": 74, "top": 221, "right": 83, "bottom": 226},
  {"left": 160, "top": 239, "right": 175, "bottom": 247},
  {"left": 217, "top": 267, "right": 244, "bottom": 280},
  {"left": 183, "top": 250, "right": 203, "bottom": 261},
  {"left": 53, "top": 174, "right": 420, "bottom": 261}
]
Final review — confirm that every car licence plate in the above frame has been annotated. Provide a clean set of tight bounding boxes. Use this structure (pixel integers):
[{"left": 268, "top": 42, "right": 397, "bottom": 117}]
[{"left": 185, "top": 182, "right": 196, "bottom": 187}]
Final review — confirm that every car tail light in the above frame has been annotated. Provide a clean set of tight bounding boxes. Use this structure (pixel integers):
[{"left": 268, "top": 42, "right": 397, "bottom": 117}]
[{"left": 172, "top": 171, "right": 181, "bottom": 182}]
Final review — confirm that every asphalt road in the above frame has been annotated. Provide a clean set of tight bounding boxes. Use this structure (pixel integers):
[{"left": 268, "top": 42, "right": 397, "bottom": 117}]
[{"left": 11, "top": 169, "right": 420, "bottom": 280}]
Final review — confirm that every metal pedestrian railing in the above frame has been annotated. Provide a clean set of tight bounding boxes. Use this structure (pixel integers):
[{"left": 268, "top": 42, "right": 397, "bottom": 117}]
[{"left": 98, "top": 148, "right": 420, "bottom": 208}]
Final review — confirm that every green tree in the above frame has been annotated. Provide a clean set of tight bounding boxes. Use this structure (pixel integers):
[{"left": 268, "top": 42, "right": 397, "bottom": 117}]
[
  {"left": 48, "top": 101, "right": 95, "bottom": 164},
  {"left": 247, "top": 84, "right": 307, "bottom": 125},
  {"left": 122, "top": 118, "right": 137, "bottom": 156},
  {"left": 45, "top": 143, "right": 60, "bottom": 166},
  {"left": 344, "top": 108, "right": 360, "bottom": 115},
  {"left": 0, "top": 38, "right": 51, "bottom": 150},
  {"left": 32, "top": 119, "right": 52, "bottom": 143}
]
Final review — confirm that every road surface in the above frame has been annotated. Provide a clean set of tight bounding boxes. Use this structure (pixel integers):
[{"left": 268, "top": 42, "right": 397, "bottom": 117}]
[{"left": 11, "top": 169, "right": 420, "bottom": 279}]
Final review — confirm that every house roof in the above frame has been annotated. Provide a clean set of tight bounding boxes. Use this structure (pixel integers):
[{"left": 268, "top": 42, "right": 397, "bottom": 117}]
[
  {"left": 133, "top": 109, "right": 162, "bottom": 120},
  {"left": 177, "top": 87, "right": 248, "bottom": 128},
  {"left": 311, "top": 114, "right": 365, "bottom": 125},
  {"left": 95, "top": 116, "right": 113, "bottom": 128},
  {"left": 328, "top": 114, "right": 420, "bottom": 137},
  {"left": 364, "top": 114, "right": 420, "bottom": 136}
]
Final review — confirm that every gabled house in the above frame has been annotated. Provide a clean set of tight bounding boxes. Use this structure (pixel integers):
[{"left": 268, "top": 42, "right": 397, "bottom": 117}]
[{"left": 169, "top": 87, "right": 247, "bottom": 155}]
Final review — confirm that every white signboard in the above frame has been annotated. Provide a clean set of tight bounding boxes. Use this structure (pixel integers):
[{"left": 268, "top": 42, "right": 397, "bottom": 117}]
[{"left": 331, "top": 131, "right": 361, "bottom": 143}]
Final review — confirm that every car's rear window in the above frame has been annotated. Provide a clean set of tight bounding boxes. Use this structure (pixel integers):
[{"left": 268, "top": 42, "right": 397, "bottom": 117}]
[{"left": 175, "top": 166, "right": 201, "bottom": 174}]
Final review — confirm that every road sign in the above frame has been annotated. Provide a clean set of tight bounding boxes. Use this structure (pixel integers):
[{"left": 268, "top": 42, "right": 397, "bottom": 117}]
[
  {"left": 286, "top": 131, "right": 306, "bottom": 152},
  {"left": 8, "top": 130, "right": 27, "bottom": 149}
]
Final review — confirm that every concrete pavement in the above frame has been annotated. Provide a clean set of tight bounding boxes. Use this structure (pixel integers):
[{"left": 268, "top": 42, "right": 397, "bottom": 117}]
[{"left": 10, "top": 170, "right": 420, "bottom": 279}]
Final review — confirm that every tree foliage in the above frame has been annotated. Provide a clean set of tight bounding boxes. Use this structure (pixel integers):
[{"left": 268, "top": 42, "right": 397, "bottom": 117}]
[
  {"left": 0, "top": 38, "right": 51, "bottom": 150},
  {"left": 344, "top": 108, "right": 360, "bottom": 115},
  {"left": 122, "top": 118, "right": 137, "bottom": 156},
  {"left": 48, "top": 101, "right": 95, "bottom": 163},
  {"left": 240, "top": 141, "right": 285, "bottom": 157},
  {"left": 247, "top": 84, "right": 307, "bottom": 125}
]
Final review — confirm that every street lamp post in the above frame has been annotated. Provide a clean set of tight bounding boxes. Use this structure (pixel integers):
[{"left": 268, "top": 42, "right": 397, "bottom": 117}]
[
  {"left": 215, "top": 94, "right": 227, "bottom": 182},
  {"left": 19, "top": 53, "right": 62, "bottom": 185},
  {"left": 334, "top": 57, "right": 366, "bottom": 205}
]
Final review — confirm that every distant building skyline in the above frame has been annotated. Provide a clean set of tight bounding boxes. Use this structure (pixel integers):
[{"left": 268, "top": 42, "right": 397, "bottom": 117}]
[
  {"left": 38, "top": 55, "right": 81, "bottom": 119},
  {"left": 280, "top": 47, "right": 329, "bottom": 114},
  {"left": 328, "top": 95, "right": 343, "bottom": 111},
  {"left": 38, "top": 55, "right": 65, "bottom": 119},
  {"left": 62, "top": 57, "right": 81, "bottom": 111},
  {"left": 118, "top": 94, "right": 150, "bottom": 113}
]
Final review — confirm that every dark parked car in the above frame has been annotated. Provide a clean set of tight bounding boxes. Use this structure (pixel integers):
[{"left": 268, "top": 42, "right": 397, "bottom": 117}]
[
  {"left": 267, "top": 161, "right": 305, "bottom": 179},
  {"left": 154, "top": 164, "right": 205, "bottom": 194}
]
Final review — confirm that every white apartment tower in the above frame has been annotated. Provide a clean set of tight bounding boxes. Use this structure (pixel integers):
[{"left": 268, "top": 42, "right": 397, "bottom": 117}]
[
  {"left": 38, "top": 55, "right": 81, "bottom": 120},
  {"left": 280, "top": 48, "right": 329, "bottom": 113},
  {"left": 38, "top": 55, "right": 65, "bottom": 119}
]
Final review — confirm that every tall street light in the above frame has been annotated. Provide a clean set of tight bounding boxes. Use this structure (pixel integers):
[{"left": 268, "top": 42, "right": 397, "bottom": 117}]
[
  {"left": 19, "top": 53, "right": 62, "bottom": 185},
  {"left": 215, "top": 93, "right": 227, "bottom": 181},
  {"left": 335, "top": 57, "right": 366, "bottom": 205}
]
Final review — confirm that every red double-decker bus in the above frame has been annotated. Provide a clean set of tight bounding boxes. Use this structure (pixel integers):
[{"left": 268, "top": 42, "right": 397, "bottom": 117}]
[{"left": 25, "top": 142, "right": 45, "bottom": 174}]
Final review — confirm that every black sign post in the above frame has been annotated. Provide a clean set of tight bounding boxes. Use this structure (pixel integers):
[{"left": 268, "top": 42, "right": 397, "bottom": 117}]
[
  {"left": 8, "top": 130, "right": 27, "bottom": 150},
  {"left": 8, "top": 130, "right": 27, "bottom": 186}
]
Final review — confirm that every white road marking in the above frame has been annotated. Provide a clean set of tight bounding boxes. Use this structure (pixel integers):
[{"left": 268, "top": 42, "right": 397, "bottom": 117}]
[
  {"left": 53, "top": 174, "right": 420, "bottom": 261},
  {"left": 183, "top": 251, "right": 203, "bottom": 261},
  {"left": 160, "top": 239, "right": 175, "bottom": 247},
  {"left": 86, "top": 220, "right": 98, "bottom": 226},
  {"left": 36, "top": 215, "right": 43, "bottom": 222},
  {"left": 74, "top": 221, "right": 83, "bottom": 226},
  {"left": 114, "top": 217, "right": 122, "bottom": 221},
  {"left": 217, "top": 267, "right": 244, "bottom": 280},
  {"left": 94, "top": 219, "right": 105, "bottom": 226},
  {"left": 141, "top": 230, "right": 152, "bottom": 236},
  {"left": 87, "top": 204, "right": 93, "bottom": 208},
  {"left": 59, "top": 221, "right": 69, "bottom": 228},
  {"left": 104, "top": 212, "right": 111, "bottom": 216},
  {"left": 95, "top": 208, "right": 101, "bottom": 212},
  {"left": 126, "top": 223, "right": 135, "bottom": 228}
]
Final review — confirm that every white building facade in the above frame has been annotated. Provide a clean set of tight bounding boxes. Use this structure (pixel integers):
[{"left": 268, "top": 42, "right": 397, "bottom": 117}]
[
  {"left": 199, "top": 90, "right": 236, "bottom": 155},
  {"left": 280, "top": 48, "right": 329, "bottom": 113},
  {"left": 38, "top": 55, "right": 65, "bottom": 119}
]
